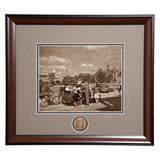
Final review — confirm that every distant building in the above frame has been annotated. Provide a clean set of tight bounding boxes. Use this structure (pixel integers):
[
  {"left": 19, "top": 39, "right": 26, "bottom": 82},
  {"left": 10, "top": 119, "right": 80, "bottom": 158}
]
[{"left": 99, "top": 63, "right": 121, "bottom": 83}]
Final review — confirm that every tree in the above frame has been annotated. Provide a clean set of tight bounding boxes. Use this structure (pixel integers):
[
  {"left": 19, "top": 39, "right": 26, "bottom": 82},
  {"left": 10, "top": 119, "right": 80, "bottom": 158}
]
[
  {"left": 95, "top": 68, "right": 106, "bottom": 83},
  {"left": 62, "top": 76, "right": 71, "bottom": 84},
  {"left": 70, "top": 77, "right": 76, "bottom": 84},
  {"left": 118, "top": 71, "right": 121, "bottom": 77},
  {"left": 48, "top": 72, "right": 55, "bottom": 84},
  {"left": 90, "top": 75, "right": 96, "bottom": 83},
  {"left": 78, "top": 73, "right": 93, "bottom": 83}
]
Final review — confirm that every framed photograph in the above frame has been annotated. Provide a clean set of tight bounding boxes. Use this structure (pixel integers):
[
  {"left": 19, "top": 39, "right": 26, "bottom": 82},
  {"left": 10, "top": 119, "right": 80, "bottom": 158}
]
[
  {"left": 6, "top": 15, "right": 154, "bottom": 145},
  {"left": 37, "top": 44, "right": 123, "bottom": 113}
]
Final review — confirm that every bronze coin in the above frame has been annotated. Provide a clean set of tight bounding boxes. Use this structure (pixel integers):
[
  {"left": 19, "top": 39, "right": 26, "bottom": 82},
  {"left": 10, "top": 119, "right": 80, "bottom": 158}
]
[{"left": 72, "top": 116, "right": 88, "bottom": 132}]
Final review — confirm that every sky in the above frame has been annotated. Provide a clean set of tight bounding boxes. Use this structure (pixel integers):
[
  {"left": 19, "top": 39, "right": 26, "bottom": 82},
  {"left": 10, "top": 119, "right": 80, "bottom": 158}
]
[{"left": 38, "top": 45, "right": 122, "bottom": 78}]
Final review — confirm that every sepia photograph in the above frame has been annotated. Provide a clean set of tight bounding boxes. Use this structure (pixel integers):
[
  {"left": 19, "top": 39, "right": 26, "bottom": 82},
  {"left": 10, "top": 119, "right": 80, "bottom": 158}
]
[{"left": 38, "top": 44, "right": 123, "bottom": 112}]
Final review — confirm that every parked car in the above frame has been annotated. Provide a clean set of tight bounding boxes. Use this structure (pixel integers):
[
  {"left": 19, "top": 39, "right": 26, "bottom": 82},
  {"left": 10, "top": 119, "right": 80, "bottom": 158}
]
[
  {"left": 61, "top": 90, "right": 74, "bottom": 104},
  {"left": 98, "top": 84, "right": 114, "bottom": 93}
]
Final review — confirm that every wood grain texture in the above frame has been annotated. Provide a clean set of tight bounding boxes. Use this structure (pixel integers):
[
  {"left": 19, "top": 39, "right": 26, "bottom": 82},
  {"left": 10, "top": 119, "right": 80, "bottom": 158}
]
[{"left": 6, "top": 15, "right": 154, "bottom": 145}]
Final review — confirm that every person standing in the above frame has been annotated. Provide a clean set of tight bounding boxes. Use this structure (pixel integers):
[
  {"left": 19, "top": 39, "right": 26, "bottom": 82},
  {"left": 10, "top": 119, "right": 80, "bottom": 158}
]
[
  {"left": 83, "top": 83, "right": 90, "bottom": 106},
  {"left": 117, "top": 83, "right": 121, "bottom": 95},
  {"left": 72, "top": 84, "right": 78, "bottom": 106},
  {"left": 94, "top": 83, "right": 100, "bottom": 103},
  {"left": 39, "top": 79, "right": 44, "bottom": 95},
  {"left": 42, "top": 83, "right": 53, "bottom": 96}
]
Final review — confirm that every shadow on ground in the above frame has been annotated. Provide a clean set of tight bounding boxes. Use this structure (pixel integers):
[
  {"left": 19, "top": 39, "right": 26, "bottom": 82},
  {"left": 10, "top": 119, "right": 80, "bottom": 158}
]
[{"left": 97, "top": 96, "right": 121, "bottom": 111}]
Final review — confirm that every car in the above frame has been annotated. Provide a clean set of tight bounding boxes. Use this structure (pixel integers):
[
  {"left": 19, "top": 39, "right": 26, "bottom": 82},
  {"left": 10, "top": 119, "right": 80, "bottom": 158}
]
[
  {"left": 61, "top": 91, "right": 73, "bottom": 104},
  {"left": 98, "top": 84, "right": 114, "bottom": 93}
]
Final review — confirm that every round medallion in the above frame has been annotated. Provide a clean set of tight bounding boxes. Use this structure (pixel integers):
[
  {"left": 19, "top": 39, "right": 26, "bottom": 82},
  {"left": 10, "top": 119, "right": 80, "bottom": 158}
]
[{"left": 72, "top": 116, "right": 88, "bottom": 132}]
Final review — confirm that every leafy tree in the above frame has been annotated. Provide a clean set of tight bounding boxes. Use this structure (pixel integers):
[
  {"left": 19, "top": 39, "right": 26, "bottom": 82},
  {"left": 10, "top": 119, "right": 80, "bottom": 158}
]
[
  {"left": 95, "top": 68, "right": 106, "bottom": 83},
  {"left": 48, "top": 72, "right": 55, "bottom": 84},
  {"left": 78, "top": 73, "right": 93, "bottom": 83},
  {"left": 90, "top": 75, "right": 96, "bottom": 83},
  {"left": 62, "top": 76, "right": 71, "bottom": 84}
]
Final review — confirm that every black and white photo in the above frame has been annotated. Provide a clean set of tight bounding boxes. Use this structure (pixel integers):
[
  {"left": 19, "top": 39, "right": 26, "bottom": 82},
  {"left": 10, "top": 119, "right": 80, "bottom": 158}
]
[{"left": 38, "top": 44, "right": 123, "bottom": 112}]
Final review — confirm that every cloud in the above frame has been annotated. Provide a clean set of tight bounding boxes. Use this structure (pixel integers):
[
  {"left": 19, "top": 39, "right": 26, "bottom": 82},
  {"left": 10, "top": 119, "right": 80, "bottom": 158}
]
[
  {"left": 104, "top": 46, "right": 122, "bottom": 69},
  {"left": 85, "top": 45, "right": 106, "bottom": 50},
  {"left": 40, "top": 56, "right": 70, "bottom": 66},
  {"left": 105, "top": 54, "right": 112, "bottom": 61},
  {"left": 80, "top": 70, "right": 96, "bottom": 74},
  {"left": 80, "top": 63, "right": 94, "bottom": 67},
  {"left": 48, "top": 56, "right": 70, "bottom": 65},
  {"left": 40, "top": 57, "right": 48, "bottom": 65},
  {"left": 39, "top": 65, "right": 66, "bottom": 75},
  {"left": 85, "top": 46, "right": 97, "bottom": 50},
  {"left": 41, "top": 65, "right": 66, "bottom": 71},
  {"left": 51, "top": 65, "right": 66, "bottom": 70},
  {"left": 80, "top": 63, "right": 98, "bottom": 70}
]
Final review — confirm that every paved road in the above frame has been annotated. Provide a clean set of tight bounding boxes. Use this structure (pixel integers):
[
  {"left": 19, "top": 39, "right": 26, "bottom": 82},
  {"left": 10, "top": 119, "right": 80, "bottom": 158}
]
[{"left": 39, "top": 91, "right": 122, "bottom": 112}]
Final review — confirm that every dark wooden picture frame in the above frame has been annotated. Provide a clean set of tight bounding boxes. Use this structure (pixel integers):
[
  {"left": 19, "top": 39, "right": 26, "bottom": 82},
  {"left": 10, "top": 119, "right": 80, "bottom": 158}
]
[{"left": 6, "top": 15, "right": 154, "bottom": 145}]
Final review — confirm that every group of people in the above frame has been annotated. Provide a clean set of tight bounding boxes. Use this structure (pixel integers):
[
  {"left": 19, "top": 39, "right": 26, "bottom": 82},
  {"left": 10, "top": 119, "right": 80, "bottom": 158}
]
[
  {"left": 39, "top": 78, "right": 122, "bottom": 107},
  {"left": 39, "top": 79, "right": 53, "bottom": 96},
  {"left": 39, "top": 78, "right": 101, "bottom": 107},
  {"left": 60, "top": 82, "right": 100, "bottom": 107}
]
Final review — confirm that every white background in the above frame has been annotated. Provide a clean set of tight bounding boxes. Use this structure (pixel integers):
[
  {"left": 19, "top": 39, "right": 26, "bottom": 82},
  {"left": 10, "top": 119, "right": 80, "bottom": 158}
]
[{"left": 0, "top": 0, "right": 159, "bottom": 160}]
